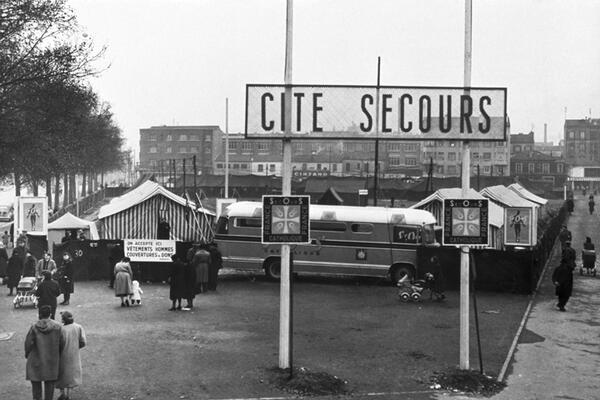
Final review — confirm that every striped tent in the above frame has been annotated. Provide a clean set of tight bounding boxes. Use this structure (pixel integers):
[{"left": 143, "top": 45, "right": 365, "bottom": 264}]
[{"left": 98, "top": 181, "right": 215, "bottom": 242}]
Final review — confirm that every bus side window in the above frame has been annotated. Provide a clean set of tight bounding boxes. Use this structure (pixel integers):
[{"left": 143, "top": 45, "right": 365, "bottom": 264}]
[
  {"left": 351, "top": 223, "right": 373, "bottom": 234},
  {"left": 234, "top": 217, "right": 262, "bottom": 228},
  {"left": 311, "top": 221, "right": 347, "bottom": 232},
  {"left": 216, "top": 217, "right": 229, "bottom": 234}
]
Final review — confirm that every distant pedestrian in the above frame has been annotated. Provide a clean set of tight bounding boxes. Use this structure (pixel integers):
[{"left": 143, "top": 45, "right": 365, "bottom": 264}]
[
  {"left": 114, "top": 257, "right": 133, "bottom": 307},
  {"left": 169, "top": 254, "right": 186, "bottom": 310},
  {"left": 1, "top": 230, "right": 9, "bottom": 247},
  {"left": 589, "top": 197, "right": 595, "bottom": 215},
  {"left": 6, "top": 252, "right": 22, "bottom": 296},
  {"left": 56, "top": 311, "right": 87, "bottom": 400},
  {"left": 24, "top": 305, "right": 63, "bottom": 400},
  {"left": 582, "top": 236, "right": 596, "bottom": 274},
  {"left": 0, "top": 242, "right": 8, "bottom": 284},
  {"left": 60, "top": 231, "right": 71, "bottom": 243},
  {"left": 36, "top": 271, "right": 60, "bottom": 320},
  {"left": 430, "top": 255, "right": 446, "bottom": 301},
  {"left": 57, "top": 252, "right": 74, "bottom": 306},
  {"left": 192, "top": 247, "right": 210, "bottom": 294},
  {"left": 23, "top": 252, "right": 37, "bottom": 278},
  {"left": 107, "top": 243, "right": 124, "bottom": 289},
  {"left": 183, "top": 251, "right": 196, "bottom": 309},
  {"left": 566, "top": 198, "right": 574, "bottom": 214},
  {"left": 558, "top": 225, "right": 572, "bottom": 250},
  {"left": 36, "top": 252, "right": 57, "bottom": 281},
  {"left": 562, "top": 241, "right": 577, "bottom": 271},
  {"left": 130, "top": 280, "right": 143, "bottom": 305},
  {"left": 206, "top": 242, "right": 223, "bottom": 291},
  {"left": 552, "top": 259, "right": 573, "bottom": 311},
  {"left": 77, "top": 229, "right": 86, "bottom": 240}
]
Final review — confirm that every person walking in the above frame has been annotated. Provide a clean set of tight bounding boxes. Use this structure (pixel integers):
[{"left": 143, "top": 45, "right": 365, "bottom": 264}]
[
  {"left": 192, "top": 246, "right": 210, "bottom": 294},
  {"left": 24, "top": 305, "right": 63, "bottom": 400},
  {"left": 23, "top": 252, "right": 37, "bottom": 278},
  {"left": 558, "top": 225, "right": 572, "bottom": 250},
  {"left": 206, "top": 242, "right": 223, "bottom": 291},
  {"left": 169, "top": 254, "right": 186, "bottom": 310},
  {"left": 36, "top": 271, "right": 60, "bottom": 320},
  {"left": 36, "top": 252, "right": 57, "bottom": 280},
  {"left": 589, "top": 196, "right": 595, "bottom": 215},
  {"left": 552, "top": 259, "right": 573, "bottom": 311},
  {"left": 183, "top": 255, "right": 196, "bottom": 309},
  {"left": 0, "top": 242, "right": 8, "bottom": 284},
  {"left": 562, "top": 240, "right": 577, "bottom": 271},
  {"left": 107, "top": 243, "right": 124, "bottom": 289},
  {"left": 114, "top": 257, "right": 133, "bottom": 307},
  {"left": 6, "top": 251, "right": 23, "bottom": 296},
  {"left": 581, "top": 236, "right": 596, "bottom": 274},
  {"left": 56, "top": 252, "right": 74, "bottom": 306},
  {"left": 56, "top": 311, "right": 87, "bottom": 400}
]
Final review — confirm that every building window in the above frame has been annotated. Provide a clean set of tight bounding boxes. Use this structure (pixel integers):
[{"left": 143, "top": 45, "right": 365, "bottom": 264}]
[
  {"left": 557, "top": 163, "right": 564, "bottom": 173},
  {"left": 437, "top": 152, "right": 445, "bottom": 161},
  {"left": 179, "top": 134, "right": 187, "bottom": 141},
  {"left": 356, "top": 163, "right": 361, "bottom": 170},
  {"left": 343, "top": 143, "right": 355, "bottom": 152},
  {"left": 241, "top": 164, "right": 248, "bottom": 169},
  {"left": 228, "top": 142, "right": 237, "bottom": 151},
  {"left": 483, "top": 142, "right": 492, "bottom": 147},
  {"left": 447, "top": 165, "right": 457, "bottom": 175},
  {"left": 204, "top": 135, "right": 211, "bottom": 142},
  {"left": 257, "top": 164, "right": 264, "bottom": 172},
  {"left": 528, "top": 163, "right": 535, "bottom": 173},
  {"left": 437, "top": 166, "right": 444, "bottom": 174},
  {"left": 269, "top": 164, "right": 276, "bottom": 172},
  {"left": 149, "top": 147, "right": 157, "bottom": 153},
  {"left": 166, "top": 147, "right": 172, "bottom": 153},
  {"left": 389, "top": 157, "right": 401, "bottom": 167},
  {"left": 404, "top": 144, "right": 418, "bottom": 152},
  {"left": 388, "top": 143, "right": 402, "bottom": 151},
  {"left": 216, "top": 163, "right": 223, "bottom": 169},
  {"left": 406, "top": 158, "right": 417, "bottom": 166},
  {"left": 317, "top": 163, "right": 322, "bottom": 170},
  {"left": 293, "top": 142, "right": 303, "bottom": 151},
  {"left": 483, "top": 166, "right": 491, "bottom": 174},
  {"left": 448, "top": 152, "right": 456, "bottom": 161},
  {"left": 542, "top": 163, "right": 550, "bottom": 173},
  {"left": 515, "top": 163, "right": 522, "bottom": 173},
  {"left": 580, "top": 131, "right": 585, "bottom": 139},
  {"left": 149, "top": 135, "right": 157, "bottom": 141},
  {"left": 241, "top": 142, "right": 252, "bottom": 152},
  {"left": 345, "top": 163, "right": 351, "bottom": 172},
  {"left": 179, "top": 147, "right": 187, "bottom": 153},
  {"left": 257, "top": 142, "right": 270, "bottom": 152},
  {"left": 166, "top": 135, "right": 173, "bottom": 141},
  {"left": 190, "top": 147, "right": 197, "bottom": 153},
  {"left": 311, "top": 143, "right": 320, "bottom": 152},
  {"left": 568, "top": 131, "right": 575, "bottom": 139},
  {"left": 332, "top": 164, "right": 338, "bottom": 172},
  {"left": 514, "top": 145, "right": 521, "bottom": 152},
  {"left": 496, "top": 141, "right": 504, "bottom": 147},
  {"left": 483, "top": 152, "right": 491, "bottom": 161},
  {"left": 205, "top": 147, "right": 211, "bottom": 154},
  {"left": 472, "top": 152, "right": 479, "bottom": 160},
  {"left": 233, "top": 164, "right": 239, "bottom": 169}
]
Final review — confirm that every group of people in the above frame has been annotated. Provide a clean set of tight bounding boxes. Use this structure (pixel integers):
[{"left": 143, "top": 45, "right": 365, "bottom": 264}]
[
  {"left": 25, "top": 306, "right": 86, "bottom": 400},
  {"left": 552, "top": 225, "right": 595, "bottom": 312},
  {"left": 168, "top": 243, "right": 222, "bottom": 311},
  {"left": 112, "top": 257, "right": 143, "bottom": 307}
]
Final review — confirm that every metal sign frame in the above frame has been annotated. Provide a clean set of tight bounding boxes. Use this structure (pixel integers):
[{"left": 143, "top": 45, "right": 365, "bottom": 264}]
[
  {"left": 442, "top": 198, "right": 489, "bottom": 246},
  {"left": 262, "top": 195, "right": 310, "bottom": 244},
  {"left": 245, "top": 84, "right": 507, "bottom": 141}
]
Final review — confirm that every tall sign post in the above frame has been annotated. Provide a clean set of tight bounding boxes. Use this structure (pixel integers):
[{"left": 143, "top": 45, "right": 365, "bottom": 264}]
[
  {"left": 225, "top": 97, "right": 230, "bottom": 198},
  {"left": 280, "top": 0, "right": 294, "bottom": 370},
  {"left": 460, "top": 0, "right": 473, "bottom": 370}
]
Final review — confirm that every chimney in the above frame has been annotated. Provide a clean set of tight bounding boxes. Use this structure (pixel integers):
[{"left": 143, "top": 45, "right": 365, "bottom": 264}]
[{"left": 544, "top": 123, "right": 547, "bottom": 143}]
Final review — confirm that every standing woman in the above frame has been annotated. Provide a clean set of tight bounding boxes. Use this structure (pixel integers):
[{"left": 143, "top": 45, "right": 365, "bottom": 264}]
[
  {"left": 192, "top": 247, "right": 211, "bottom": 294},
  {"left": 0, "top": 242, "right": 8, "bottom": 285},
  {"left": 56, "top": 311, "right": 87, "bottom": 400},
  {"left": 23, "top": 252, "right": 37, "bottom": 277},
  {"left": 6, "top": 251, "right": 23, "bottom": 296},
  {"left": 168, "top": 254, "right": 186, "bottom": 310},
  {"left": 114, "top": 257, "right": 133, "bottom": 307},
  {"left": 57, "top": 252, "right": 74, "bottom": 305}
]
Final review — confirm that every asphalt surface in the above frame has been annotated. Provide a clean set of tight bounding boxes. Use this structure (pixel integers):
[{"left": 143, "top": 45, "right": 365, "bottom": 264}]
[{"left": 446, "top": 195, "right": 600, "bottom": 400}]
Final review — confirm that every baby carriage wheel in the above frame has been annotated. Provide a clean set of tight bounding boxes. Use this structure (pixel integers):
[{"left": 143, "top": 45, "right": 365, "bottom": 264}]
[
  {"left": 411, "top": 292, "right": 421, "bottom": 301},
  {"left": 399, "top": 292, "right": 410, "bottom": 302}
]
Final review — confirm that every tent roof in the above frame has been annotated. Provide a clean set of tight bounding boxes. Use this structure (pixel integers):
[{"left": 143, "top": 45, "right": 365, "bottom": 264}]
[
  {"left": 47, "top": 212, "right": 99, "bottom": 239},
  {"left": 98, "top": 180, "right": 215, "bottom": 219},
  {"left": 479, "top": 185, "right": 538, "bottom": 208},
  {"left": 318, "top": 187, "right": 344, "bottom": 205},
  {"left": 410, "top": 187, "right": 504, "bottom": 228},
  {"left": 508, "top": 183, "right": 548, "bottom": 205}
]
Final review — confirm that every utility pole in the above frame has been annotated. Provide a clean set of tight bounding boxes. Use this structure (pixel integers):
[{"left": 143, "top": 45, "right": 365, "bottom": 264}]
[
  {"left": 460, "top": 0, "right": 473, "bottom": 371},
  {"left": 225, "top": 97, "right": 230, "bottom": 198},
  {"left": 279, "top": 0, "right": 294, "bottom": 371},
  {"left": 373, "top": 56, "right": 381, "bottom": 206}
]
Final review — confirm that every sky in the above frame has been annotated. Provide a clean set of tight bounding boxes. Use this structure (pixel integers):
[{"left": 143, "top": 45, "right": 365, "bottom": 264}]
[{"left": 69, "top": 0, "right": 600, "bottom": 157}]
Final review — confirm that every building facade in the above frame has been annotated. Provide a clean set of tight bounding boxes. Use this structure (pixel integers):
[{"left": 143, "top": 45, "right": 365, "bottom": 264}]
[
  {"left": 510, "top": 150, "right": 567, "bottom": 188},
  {"left": 564, "top": 118, "right": 600, "bottom": 166}
]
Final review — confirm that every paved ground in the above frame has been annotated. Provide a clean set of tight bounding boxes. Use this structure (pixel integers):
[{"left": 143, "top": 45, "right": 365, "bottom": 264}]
[
  {"left": 445, "top": 194, "right": 600, "bottom": 400},
  {"left": 0, "top": 268, "right": 529, "bottom": 400}
]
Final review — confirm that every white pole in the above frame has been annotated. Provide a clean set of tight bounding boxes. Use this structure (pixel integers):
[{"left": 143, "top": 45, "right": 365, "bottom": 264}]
[
  {"left": 225, "top": 98, "right": 230, "bottom": 198},
  {"left": 279, "top": 0, "right": 293, "bottom": 370},
  {"left": 460, "top": 0, "right": 472, "bottom": 371}
]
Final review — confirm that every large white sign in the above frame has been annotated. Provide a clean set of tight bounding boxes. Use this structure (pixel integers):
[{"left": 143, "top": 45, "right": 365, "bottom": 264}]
[
  {"left": 124, "top": 239, "right": 176, "bottom": 262},
  {"left": 246, "top": 85, "right": 507, "bottom": 141},
  {"left": 16, "top": 196, "right": 48, "bottom": 237}
]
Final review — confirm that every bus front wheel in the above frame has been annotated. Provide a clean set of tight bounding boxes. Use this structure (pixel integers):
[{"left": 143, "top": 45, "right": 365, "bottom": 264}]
[
  {"left": 265, "top": 259, "right": 281, "bottom": 281},
  {"left": 391, "top": 265, "right": 414, "bottom": 284}
]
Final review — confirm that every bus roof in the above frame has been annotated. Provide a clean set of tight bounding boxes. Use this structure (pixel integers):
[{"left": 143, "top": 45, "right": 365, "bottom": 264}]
[{"left": 223, "top": 201, "right": 436, "bottom": 225}]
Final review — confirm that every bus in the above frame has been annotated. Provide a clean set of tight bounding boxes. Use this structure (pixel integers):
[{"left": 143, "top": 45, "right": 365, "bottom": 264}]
[{"left": 214, "top": 201, "right": 439, "bottom": 283}]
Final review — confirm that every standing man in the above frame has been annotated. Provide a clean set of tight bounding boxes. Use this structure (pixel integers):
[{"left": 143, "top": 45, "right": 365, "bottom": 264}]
[
  {"left": 562, "top": 240, "right": 577, "bottom": 271},
  {"left": 36, "top": 271, "right": 60, "bottom": 320},
  {"left": 552, "top": 259, "right": 573, "bottom": 312},
  {"left": 206, "top": 242, "right": 223, "bottom": 291},
  {"left": 36, "top": 252, "right": 57, "bottom": 280},
  {"left": 24, "top": 305, "right": 63, "bottom": 400},
  {"left": 558, "top": 225, "right": 572, "bottom": 250}
]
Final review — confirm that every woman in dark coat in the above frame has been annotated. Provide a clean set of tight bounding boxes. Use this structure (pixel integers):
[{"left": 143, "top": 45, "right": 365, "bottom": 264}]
[
  {"left": 57, "top": 252, "right": 74, "bottom": 305},
  {"left": 169, "top": 254, "right": 186, "bottom": 310},
  {"left": 6, "top": 252, "right": 23, "bottom": 295},
  {"left": 0, "top": 242, "right": 8, "bottom": 282},
  {"left": 183, "top": 249, "right": 197, "bottom": 309},
  {"left": 552, "top": 259, "right": 573, "bottom": 311},
  {"left": 22, "top": 252, "right": 37, "bottom": 277}
]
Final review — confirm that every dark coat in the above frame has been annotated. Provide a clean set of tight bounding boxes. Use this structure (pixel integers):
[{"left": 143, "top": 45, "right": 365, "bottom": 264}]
[
  {"left": 23, "top": 255, "right": 37, "bottom": 277},
  {"left": 169, "top": 260, "right": 186, "bottom": 300},
  {"left": 36, "top": 279, "right": 60, "bottom": 308},
  {"left": 0, "top": 247, "right": 8, "bottom": 278},
  {"left": 582, "top": 242, "right": 596, "bottom": 268},
  {"left": 552, "top": 262, "right": 573, "bottom": 298},
  {"left": 558, "top": 229, "right": 572, "bottom": 247},
  {"left": 25, "top": 318, "right": 64, "bottom": 381},
  {"left": 562, "top": 247, "right": 577, "bottom": 270},
  {"left": 57, "top": 260, "right": 74, "bottom": 294},
  {"left": 182, "top": 262, "right": 196, "bottom": 300},
  {"left": 6, "top": 254, "right": 22, "bottom": 288}
]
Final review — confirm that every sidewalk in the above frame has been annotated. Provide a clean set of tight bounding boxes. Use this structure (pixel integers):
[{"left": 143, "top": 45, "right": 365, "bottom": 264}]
[{"left": 444, "top": 195, "right": 600, "bottom": 400}]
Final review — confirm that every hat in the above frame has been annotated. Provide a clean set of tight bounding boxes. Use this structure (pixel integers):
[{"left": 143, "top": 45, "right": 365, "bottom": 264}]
[
  {"left": 42, "top": 271, "right": 52, "bottom": 279},
  {"left": 60, "top": 311, "right": 74, "bottom": 324}
]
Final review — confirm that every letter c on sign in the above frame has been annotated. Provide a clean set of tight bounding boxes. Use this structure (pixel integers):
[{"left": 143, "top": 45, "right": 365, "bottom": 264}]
[{"left": 261, "top": 92, "right": 274, "bottom": 131}]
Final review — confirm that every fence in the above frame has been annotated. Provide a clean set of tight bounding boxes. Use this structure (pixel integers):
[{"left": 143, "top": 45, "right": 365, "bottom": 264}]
[{"left": 48, "top": 186, "right": 130, "bottom": 223}]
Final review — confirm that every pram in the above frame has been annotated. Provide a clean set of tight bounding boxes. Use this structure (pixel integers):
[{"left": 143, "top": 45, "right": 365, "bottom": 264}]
[
  {"left": 13, "top": 277, "right": 38, "bottom": 309},
  {"left": 397, "top": 273, "right": 444, "bottom": 302},
  {"left": 580, "top": 249, "right": 597, "bottom": 277}
]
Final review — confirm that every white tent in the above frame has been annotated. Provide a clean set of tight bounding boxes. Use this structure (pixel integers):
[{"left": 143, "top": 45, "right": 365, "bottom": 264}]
[
  {"left": 410, "top": 188, "right": 505, "bottom": 249},
  {"left": 47, "top": 212, "right": 99, "bottom": 254},
  {"left": 508, "top": 183, "right": 548, "bottom": 206}
]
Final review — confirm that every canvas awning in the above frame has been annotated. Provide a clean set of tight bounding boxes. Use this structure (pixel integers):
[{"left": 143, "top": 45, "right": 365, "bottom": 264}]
[
  {"left": 47, "top": 212, "right": 99, "bottom": 240},
  {"left": 508, "top": 183, "right": 548, "bottom": 206},
  {"left": 479, "top": 185, "right": 539, "bottom": 208}
]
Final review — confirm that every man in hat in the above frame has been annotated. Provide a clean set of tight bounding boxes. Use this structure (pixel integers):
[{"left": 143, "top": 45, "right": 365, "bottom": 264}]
[
  {"left": 25, "top": 304, "right": 63, "bottom": 400},
  {"left": 36, "top": 271, "right": 60, "bottom": 320},
  {"left": 558, "top": 225, "right": 572, "bottom": 250},
  {"left": 553, "top": 259, "right": 573, "bottom": 311},
  {"left": 562, "top": 240, "right": 577, "bottom": 271}
]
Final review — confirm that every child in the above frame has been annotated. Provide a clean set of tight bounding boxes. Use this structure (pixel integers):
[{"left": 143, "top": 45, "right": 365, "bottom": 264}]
[{"left": 130, "top": 280, "right": 143, "bottom": 305}]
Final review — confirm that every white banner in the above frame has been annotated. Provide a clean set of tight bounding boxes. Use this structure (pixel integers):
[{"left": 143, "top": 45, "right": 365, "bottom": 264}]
[
  {"left": 246, "top": 84, "right": 507, "bottom": 141},
  {"left": 124, "top": 239, "right": 176, "bottom": 262}
]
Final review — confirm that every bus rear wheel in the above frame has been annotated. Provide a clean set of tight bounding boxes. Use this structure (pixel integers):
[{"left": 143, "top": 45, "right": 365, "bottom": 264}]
[
  {"left": 391, "top": 265, "right": 414, "bottom": 284},
  {"left": 265, "top": 259, "right": 281, "bottom": 281}
]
